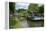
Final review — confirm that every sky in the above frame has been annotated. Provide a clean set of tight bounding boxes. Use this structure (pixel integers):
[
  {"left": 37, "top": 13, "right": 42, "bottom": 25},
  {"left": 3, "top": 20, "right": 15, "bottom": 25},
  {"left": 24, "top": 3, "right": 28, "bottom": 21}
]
[
  {"left": 16, "top": 2, "right": 43, "bottom": 10},
  {"left": 16, "top": 2, "right": 29, "bottom": 10}
]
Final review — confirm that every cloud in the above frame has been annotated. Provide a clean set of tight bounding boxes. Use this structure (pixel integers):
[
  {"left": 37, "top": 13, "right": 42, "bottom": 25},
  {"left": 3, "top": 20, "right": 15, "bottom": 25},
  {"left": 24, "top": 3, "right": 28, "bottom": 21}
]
[{"left": 16, "top": 2, "right": 29, "bottom": 10}]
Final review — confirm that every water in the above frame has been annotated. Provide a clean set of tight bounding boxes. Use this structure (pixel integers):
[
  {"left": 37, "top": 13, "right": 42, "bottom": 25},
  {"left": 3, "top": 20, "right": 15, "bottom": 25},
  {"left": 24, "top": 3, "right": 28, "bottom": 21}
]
[
  {"left": 15, "top": 20, "right": 43, "bottom": 28},
  {"left": 9, "top": 16, "right": 44, "bottom": 28},
  {"left": 19, "top": 20, "right": 43, "bottom": 27},
  {"left": 20, "top": 20, "right": 29, "bottom": 28}
]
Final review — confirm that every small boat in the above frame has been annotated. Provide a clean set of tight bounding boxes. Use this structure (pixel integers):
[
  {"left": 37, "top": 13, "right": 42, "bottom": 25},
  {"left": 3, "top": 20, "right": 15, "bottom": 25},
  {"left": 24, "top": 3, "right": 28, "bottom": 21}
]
[
  {"left": 31, "top": 16, "right": 44, "bottom": 21},
  {"left": 27, "top": 16, "right": 44, "bottom": 21}
]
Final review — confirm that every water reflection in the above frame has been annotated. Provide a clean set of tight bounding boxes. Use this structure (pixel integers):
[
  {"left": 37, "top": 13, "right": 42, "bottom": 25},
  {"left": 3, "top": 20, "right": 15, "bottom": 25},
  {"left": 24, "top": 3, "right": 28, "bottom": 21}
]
[{"left": 15, "top": 17, "right": 44, "bottom": 28}]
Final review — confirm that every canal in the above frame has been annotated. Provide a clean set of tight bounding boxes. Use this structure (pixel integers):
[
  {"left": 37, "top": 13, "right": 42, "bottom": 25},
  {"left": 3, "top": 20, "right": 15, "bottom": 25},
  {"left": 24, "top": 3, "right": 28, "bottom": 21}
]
[
  {"left": 9, "top": 16, "right": 44, "bottom": 29},
  {"left": 14, "top": 17, "right": 44, "bottom": 28}
]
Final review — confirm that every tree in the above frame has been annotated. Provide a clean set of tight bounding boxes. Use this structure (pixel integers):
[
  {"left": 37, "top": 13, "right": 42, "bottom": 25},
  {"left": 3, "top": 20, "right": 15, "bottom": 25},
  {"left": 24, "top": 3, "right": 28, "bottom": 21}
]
[
  {"left": 9, "top": 2, "right": 16, "bottom": 29},
  {"left": 17, "top": 9, "right": 26, "bottom": 13},
  {"left": 17, "top": 9, "right": 27, "bottom": 17},
  {"left": 38, "top": 5, "right": 44, "bottom": 14},
  {"left": 9, "top": 2, "right": 15, "bottom": 14},
  {"left": 28, "top": 4, "right": 39, "bottom": 15}
]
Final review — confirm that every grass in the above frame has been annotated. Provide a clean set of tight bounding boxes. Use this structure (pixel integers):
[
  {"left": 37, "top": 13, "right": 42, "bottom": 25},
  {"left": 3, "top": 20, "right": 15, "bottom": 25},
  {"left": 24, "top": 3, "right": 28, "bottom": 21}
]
[{"left": 9, "top": 16, "right": 21, "bottom": 29}]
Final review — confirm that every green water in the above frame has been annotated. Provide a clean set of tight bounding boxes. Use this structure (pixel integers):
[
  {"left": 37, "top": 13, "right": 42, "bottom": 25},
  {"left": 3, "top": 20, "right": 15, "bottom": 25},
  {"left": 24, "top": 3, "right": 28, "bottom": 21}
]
[{"left": 9, "top": 16, "right": 44, "bottom": 29}]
